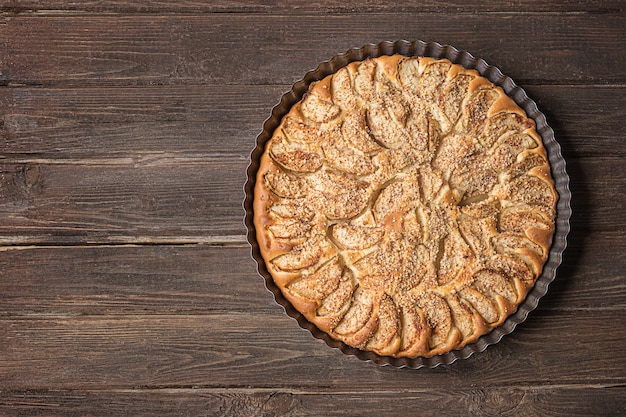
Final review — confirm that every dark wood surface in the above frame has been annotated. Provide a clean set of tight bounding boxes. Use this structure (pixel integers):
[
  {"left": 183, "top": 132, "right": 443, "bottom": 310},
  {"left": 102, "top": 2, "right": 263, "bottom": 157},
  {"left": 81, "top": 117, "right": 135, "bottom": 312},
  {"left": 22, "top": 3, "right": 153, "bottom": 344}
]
[{"left": 1, "top": 2, "right": 625, "bottom": 416}]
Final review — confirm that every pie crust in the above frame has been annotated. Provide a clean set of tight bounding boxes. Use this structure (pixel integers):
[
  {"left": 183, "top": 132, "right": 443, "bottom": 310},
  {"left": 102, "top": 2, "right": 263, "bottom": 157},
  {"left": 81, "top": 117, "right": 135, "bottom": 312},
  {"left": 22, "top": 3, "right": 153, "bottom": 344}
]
[{"left": 253, "top": 55, "right": 557, "bottom": 358}]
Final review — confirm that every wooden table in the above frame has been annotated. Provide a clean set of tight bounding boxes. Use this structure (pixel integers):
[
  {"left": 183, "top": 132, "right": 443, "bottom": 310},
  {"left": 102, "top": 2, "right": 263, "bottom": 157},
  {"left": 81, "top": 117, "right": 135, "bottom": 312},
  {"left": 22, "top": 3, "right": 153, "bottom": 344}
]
[{"left": 1, "top": 2, "right": 624, "bottom": 416}]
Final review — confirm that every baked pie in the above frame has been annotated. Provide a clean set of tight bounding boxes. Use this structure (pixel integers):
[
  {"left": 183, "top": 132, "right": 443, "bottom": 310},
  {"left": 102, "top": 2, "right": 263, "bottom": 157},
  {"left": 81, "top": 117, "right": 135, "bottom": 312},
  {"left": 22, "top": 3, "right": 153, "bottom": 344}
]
[{"left": 253, "top": 55, "right": 557, "bottom": 358}]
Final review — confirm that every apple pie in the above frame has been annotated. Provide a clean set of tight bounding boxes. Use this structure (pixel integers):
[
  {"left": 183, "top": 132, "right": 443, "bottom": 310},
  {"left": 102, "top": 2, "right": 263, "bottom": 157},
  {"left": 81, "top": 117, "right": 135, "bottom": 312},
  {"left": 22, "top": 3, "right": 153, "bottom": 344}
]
[{"left": 253, "top": 55, "right": 557, "bottom": 358}]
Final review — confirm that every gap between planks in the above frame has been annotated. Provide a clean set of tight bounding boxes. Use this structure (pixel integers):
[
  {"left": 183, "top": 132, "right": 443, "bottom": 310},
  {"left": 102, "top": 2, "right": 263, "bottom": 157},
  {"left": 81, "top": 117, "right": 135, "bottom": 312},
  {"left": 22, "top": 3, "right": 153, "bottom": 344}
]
[
  {"left": 0, "top": 155, "right": 250, "bottom": 166},
  {"left": 2, "top": 383, "right": 625, "bottom": 396},
  {"left": 0, "top": 9, "right": 620, "bottom": 17},
  {"left": 0, "top": 235, "right": 249, "bottom": 249}
]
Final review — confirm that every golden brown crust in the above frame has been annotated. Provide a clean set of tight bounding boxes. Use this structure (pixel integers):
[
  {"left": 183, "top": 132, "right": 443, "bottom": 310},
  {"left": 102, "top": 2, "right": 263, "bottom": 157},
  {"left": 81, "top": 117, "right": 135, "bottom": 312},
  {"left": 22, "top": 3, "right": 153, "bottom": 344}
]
[{"left": 253, "top": 55, "right": 557, "bottom": 358}]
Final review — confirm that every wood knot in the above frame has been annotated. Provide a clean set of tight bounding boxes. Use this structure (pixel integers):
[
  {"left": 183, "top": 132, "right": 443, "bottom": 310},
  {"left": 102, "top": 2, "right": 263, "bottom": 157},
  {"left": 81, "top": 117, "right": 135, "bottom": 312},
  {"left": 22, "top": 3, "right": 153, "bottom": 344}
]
[
  {"left": 0, "top": 164, "right": 42, "bottom": 204},
  {"left": 23, "top": 165, "right": 41, "bottom": 188}
]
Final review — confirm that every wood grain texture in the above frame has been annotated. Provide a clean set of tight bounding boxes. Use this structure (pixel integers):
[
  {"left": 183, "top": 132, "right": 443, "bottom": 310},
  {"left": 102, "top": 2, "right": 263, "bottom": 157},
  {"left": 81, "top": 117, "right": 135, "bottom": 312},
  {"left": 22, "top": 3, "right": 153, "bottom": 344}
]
[
  {"left": 0, "top": 156, "right": 621, "bottom": 244},
  {"left": 1, "top": 387, "right": 624, "bottom": 417},
  {"left": 0, "top": 161, "right": 248, "bottom": 243},
  {"left": 0, "top": 231, "right": 623, "bottom": 316},
  {"left": 0, "top": 245, "right": 263, "bottom": 315},
  {"left": 2, "top": 13, "right": 624, "bottom": 87},
  {"left": 0, "top": 228, "right": 626, "bottom": 316},
  {"left": 2, "top": 0, "right": 624, "bottom": 14},
  {"left": 1, "top": 1, "right": 625, "bottom": 415},
  {"left": 1, "top": 310, "right": 625, "bottom": 390},
  {"left": 1, "top": 86, "right": 624, "bottom": 159}
]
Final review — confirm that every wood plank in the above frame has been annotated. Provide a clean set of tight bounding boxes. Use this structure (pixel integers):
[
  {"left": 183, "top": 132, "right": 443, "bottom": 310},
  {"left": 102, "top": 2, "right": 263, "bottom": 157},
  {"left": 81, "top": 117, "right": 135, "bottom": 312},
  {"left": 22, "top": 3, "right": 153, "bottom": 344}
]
[
  {"left": 0, "top": 245, "right": 267, "bottom": 315},
  {"left": 1, "top": 85, "right": 624, "bottom": 159},
  {"left": 2, "top": 0, "right": 624, "bottom": 14},
  {"left": 1, "top": 386, "right": 624, "bottom": 417},
  {"left": 541, "top": 230, "right": 626, "bottom": 311},
  {"left": 0, "top": 161, "right": 248, "bottom": 243},
  {"left": 565, "top": 157, "right": 626, "bottom": 233},
  {"left": 1, "top": 14, "right": 624, "bottom": 87},
  {"left": 523, "top": 86, "right": 626, "bottom": 159},
  {"left": 0, "top": 309, "right": 624, "bottom": 390},
  {"left": 0, "top": 231, "right": 623, "bottom": 316},
  {"left": 0, "top": 85, "right": 284, "bottom": 160},
  {"left": 0, "top": 156, "right": 621, "bottom": 244}
]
